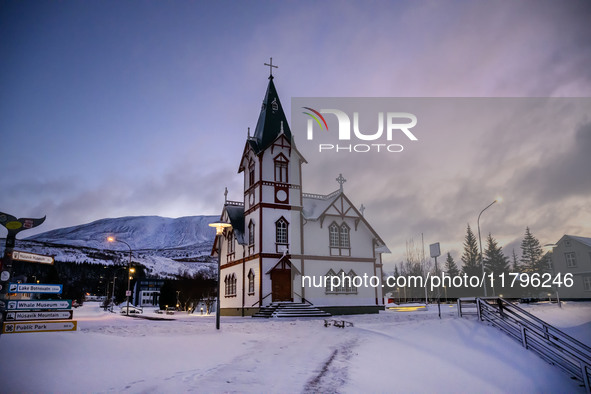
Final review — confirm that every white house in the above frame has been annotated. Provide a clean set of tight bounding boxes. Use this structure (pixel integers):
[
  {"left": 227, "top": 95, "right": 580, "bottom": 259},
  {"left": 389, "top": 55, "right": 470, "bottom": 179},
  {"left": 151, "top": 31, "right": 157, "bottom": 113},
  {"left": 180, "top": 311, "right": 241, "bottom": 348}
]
[
  {"left": 550, "top": 235, "right": 591, "bottom": 299},
  {"left": 212, "top": 73, "right": 389, "bottom": 316}
]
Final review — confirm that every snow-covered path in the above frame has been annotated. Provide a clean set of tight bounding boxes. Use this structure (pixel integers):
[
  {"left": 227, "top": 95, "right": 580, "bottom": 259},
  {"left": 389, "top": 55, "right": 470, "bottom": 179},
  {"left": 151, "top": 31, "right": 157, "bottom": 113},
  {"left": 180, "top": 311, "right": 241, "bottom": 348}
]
[{"left": 0, "top": 302, "right": 588, "bottom": 393}]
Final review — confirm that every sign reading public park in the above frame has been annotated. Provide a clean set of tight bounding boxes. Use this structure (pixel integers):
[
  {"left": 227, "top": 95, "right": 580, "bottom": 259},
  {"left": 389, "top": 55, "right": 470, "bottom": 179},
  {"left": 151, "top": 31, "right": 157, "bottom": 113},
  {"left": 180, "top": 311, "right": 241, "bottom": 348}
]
[
  {"left": 6, "top": 299, "right": 72, "bottom": 310},
  {"left": 6, "top": 310, "right": 73, "bottom": 321},
  {"left": 11, "top": 250, "right": 54, "bottom": 265},
  {"left": 2, "top": 320, "right": 77, "bottom": 334}
]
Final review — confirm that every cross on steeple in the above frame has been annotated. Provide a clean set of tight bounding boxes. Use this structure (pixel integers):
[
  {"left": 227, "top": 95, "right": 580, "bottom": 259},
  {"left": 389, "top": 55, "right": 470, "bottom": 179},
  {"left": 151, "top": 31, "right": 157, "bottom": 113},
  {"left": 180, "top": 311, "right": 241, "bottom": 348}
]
[
  {"left": 224, "top": 187, "right": 228, "bottom": 203},
  {"left": 360, "top": 204, "right": 366, "bottom": 216},
  {"left": 336, "top": 173, "right": 347, "bottom": 191},
  {"left": 264, "top": 57, "right": 278, "bottom": 78}
]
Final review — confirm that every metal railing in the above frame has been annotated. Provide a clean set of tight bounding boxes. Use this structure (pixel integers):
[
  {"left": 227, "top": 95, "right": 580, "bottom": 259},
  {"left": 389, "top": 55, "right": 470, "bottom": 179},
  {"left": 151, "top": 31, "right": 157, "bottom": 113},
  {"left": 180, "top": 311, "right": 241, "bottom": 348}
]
[
  {"left": 457, "top": 297, "right": 478, "bottom": 317},
  {"left": 476, "top": 297, "right": 591, "bottom": 392}
]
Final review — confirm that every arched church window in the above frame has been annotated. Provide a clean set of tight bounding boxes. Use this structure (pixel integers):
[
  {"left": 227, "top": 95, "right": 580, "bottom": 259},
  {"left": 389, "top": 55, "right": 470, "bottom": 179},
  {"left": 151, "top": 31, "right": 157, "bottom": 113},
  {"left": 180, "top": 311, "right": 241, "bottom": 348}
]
[
  {"left": 274, "top": 154, "right": 289, "bottom": 183},
  {"left": 249, "top": 159, "right": 255, "bottom": 187},
  {"left": 276, "top": 217, "right": 288, "bottom": 244},
  {"left": 227, "top": 230, "right": 234, "bottom": 254},
  {"left": 329, "top": 223, "right": 340, "bottom": 247},
  {"left": 248, "top": 220, "right": 255, "bottom": 245},
  {"left": 340, "top": 224, "right": 350, "bottom": 248},
  {"left": 248, "top": 269, "right": 255, "bottom": 295}
]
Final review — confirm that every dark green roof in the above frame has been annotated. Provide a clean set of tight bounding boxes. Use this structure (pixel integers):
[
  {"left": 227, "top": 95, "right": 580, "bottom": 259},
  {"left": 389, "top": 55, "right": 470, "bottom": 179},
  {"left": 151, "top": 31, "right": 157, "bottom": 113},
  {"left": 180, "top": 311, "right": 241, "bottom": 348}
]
[{"left": 252, "top": 76, "right": 292, "bottom": 153}]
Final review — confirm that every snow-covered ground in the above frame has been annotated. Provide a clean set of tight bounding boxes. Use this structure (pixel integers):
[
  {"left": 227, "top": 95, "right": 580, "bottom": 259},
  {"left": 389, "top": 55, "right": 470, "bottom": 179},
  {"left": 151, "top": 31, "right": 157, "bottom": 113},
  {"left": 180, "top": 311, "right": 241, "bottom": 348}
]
[{"left": 0, "top": 301, "right": 589, "bottom": 393}]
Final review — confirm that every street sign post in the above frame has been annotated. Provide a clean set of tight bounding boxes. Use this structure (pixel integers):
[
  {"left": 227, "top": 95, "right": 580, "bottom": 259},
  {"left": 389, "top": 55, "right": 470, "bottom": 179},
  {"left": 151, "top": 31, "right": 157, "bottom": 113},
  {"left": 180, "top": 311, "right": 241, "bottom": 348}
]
[
  {"left": 11, "top": 251, "right": 54, "bottom": 265},
  {"left": 8, "top": 283, "right": 63, "bottom": 294},
  {"left": 7, "top": 299, "right": 72, "bottom": 310},
  {"left": 6, "top": 310, "right": 73, "bottom": 321},
  {"left": 2, "top": 320, "right": 77, "bottom": 334}
]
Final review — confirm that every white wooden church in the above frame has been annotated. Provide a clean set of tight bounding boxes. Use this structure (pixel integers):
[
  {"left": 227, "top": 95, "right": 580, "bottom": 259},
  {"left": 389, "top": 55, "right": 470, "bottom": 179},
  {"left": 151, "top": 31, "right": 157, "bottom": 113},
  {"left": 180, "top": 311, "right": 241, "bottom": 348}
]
[{"left": 213, "top": 68, "right": 389, "bottom": 316}]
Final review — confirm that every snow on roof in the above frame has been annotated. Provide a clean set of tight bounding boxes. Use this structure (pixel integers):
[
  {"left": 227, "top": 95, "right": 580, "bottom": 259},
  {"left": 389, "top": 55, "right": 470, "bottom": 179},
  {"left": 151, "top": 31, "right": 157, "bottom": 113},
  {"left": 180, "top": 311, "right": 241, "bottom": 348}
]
[
  {"left": 301, "top": 190, "right": 341, "bottom": 220},
  {"left": 225, "top": 203, "right": 245, "bottom": 244},
  {"left": 565, "top": 235, "right": 591, "bottom": 248}
]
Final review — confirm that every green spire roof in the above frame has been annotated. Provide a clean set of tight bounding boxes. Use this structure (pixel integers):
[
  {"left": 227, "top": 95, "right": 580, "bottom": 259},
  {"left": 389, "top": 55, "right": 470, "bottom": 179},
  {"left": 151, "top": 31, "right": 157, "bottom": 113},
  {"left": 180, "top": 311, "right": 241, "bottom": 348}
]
[{"left": 252, "top": 76, "right": 292, "bottom": 153}]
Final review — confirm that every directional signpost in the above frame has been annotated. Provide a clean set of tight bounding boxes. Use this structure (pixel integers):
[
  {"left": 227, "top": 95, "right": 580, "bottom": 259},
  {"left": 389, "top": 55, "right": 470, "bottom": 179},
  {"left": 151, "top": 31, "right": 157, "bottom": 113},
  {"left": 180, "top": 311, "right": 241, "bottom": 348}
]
[
  {"left": 7, "top": 299, "right": 72, "bottom": 310},
  {"left": 6, "top": 310, "right": 73, "bottom": 321},
  {"left": 8, "top": 283, "right": 63, "bottom": 294},
  {"left": 11, "top": 251, "right": 54, "bottom": 265},
  {"left": 2, "top": 320, "right": 77, "bottom": 334}
]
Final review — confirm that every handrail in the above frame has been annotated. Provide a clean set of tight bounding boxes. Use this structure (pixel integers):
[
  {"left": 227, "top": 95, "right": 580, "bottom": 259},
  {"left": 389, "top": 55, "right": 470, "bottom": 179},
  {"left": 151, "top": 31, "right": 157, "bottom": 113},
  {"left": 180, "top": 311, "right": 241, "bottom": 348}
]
[
  {"left": 251, "top": 292, "right": 274, "bottom": 307},
  {"left": 476, "top": 297, "right": 591, "bottom": 392},
  {"left": 293, "top": 291, "right": 313, "bottom": 305}
]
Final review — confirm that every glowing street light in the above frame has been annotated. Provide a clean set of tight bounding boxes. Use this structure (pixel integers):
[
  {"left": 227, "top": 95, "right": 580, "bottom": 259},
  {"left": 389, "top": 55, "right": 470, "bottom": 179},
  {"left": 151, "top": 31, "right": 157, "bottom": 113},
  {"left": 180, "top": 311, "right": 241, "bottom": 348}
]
[
  {"left": 209, "top": 221, "right": 231, "bottom": 330},
  {"left": 477, "top": 197, "right": 502, "bottom": 297},
  {"left": 107, "top": 236, "right": 134, "bottom": 316}
]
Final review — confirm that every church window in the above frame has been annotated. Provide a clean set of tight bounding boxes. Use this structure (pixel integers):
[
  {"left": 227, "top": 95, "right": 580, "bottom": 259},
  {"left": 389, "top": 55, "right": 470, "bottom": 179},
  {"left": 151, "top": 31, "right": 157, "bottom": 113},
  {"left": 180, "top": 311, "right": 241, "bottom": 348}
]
[
  {"left": 227, "top": 230, "right": 234, "bottom": 254},
  {"left": 274, "top": 154, "right": 288, "bottom": 183},
  {"left": 225, "top": 274, "right": 237, "bottom": 297},
  {"left": 329, "top": 223, "right": 340, "bottom": 247},
  {"left": 248, "top": 269, "right": 255, "bottom": 295},
  {"left": 248, "top": 220, "right": 255, "bottom": 245},
  {"left": 329, "top": 222, "right": 351, "bottom": 255},
  {"left": 340, "top": 224, "right": 350, "bottom": 248},
  {"left": 276, "top": 217, "right": 288, "bottom": 245},
  {"left": 248, "top": 160, "right": 255, "bottom": 187},
  {"left": 324, "top": 269, "right": 358, "bottom": 295}
]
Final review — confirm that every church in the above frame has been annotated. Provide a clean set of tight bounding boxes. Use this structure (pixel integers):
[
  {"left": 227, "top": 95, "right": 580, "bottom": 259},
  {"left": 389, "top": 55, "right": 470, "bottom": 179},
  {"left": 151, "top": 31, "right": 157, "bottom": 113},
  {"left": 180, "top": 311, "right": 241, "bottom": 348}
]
[{"left": 213, "top": 65, "right": 390, "bottom": 316}]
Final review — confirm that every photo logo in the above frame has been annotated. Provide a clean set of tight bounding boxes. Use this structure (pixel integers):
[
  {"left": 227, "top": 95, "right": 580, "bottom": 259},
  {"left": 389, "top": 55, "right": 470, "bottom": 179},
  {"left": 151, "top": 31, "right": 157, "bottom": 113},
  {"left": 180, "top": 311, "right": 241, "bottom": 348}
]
[{"left": 302, "top": 107, "right": 418, "bottom": 153}]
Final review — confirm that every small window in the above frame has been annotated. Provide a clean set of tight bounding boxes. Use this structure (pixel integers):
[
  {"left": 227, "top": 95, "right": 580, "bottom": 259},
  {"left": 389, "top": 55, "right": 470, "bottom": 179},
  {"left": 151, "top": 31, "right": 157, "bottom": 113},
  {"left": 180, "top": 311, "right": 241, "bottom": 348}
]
[
  {"left": 274, "top": 154, "right": 289, "bottom": 183},
  {"left": 565, "top": 252, "right": 577, "bottom": 268},
  {"left": 329, "top": 223, "right": 340, "bottom": 247},
  {"left": 227, "top": 231, "right": 234, "bottom": 254},
  {"left": 248, "top": 220, "right": 255, "bottom": 246},
  {"left": 248, "top": 269, "right": 255, "bottom": 295},
  {"left": 249, "top": 160, "right": 255, "bottom": 187},
  {"left": 340, "top": 224, "right": 350, "bottom": 248},
  {"left": 276, "top": 217, "right": 288, "bottom": 244},
  {"left": 325, "top": 269, "right": 337, "bottom": 294},
  {"left": 584, "top": 276, "right": 591, "bottom": 292}
]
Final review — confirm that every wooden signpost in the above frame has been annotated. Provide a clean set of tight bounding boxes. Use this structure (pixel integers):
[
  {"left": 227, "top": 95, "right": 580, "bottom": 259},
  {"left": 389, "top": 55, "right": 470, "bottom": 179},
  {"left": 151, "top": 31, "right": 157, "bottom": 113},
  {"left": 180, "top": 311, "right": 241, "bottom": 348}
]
[{"left": 2, "top": 320, "right": 77, "bottom": 334}]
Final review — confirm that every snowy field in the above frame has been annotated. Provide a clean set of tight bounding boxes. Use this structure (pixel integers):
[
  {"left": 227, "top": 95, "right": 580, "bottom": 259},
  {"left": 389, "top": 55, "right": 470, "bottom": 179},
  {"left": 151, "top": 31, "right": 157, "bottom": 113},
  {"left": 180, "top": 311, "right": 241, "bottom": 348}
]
[{"left": 0, "top": 301, "right": 589, "bottom": 393}]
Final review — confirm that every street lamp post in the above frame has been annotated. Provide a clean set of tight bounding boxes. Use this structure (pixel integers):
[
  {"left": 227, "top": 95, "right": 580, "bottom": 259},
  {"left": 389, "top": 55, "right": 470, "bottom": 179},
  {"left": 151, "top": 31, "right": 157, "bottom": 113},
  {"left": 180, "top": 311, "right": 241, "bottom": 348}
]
[
  {"left": 477, "top": 197, "right": 502, "bottom": 297},
  {"left": 107, "top": 237, "right": 133, "bottom": 316},
  {"left": 209, "top": 221, "right": 232, "bottom": 330}
]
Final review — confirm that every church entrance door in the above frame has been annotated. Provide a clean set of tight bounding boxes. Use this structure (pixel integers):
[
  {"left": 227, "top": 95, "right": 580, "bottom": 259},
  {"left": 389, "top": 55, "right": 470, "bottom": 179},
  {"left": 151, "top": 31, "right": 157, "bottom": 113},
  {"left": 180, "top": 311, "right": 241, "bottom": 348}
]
[{"left": 271, "top": 267, "right": 292, "bottom": 302}]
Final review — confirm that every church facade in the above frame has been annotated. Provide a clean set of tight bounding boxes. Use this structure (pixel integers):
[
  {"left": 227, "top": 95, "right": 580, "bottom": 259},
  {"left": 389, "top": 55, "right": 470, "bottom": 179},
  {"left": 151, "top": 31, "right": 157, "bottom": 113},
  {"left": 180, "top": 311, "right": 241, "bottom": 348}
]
[{"left": 213, "top": 72, "right": 389, "bottom": 316}]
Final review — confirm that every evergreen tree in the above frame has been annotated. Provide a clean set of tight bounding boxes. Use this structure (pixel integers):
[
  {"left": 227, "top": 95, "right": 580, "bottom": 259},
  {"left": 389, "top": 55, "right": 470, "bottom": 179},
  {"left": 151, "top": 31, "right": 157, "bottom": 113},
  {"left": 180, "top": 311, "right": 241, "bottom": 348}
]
[
  {"left": 511, "top": 249, "right": 521, "bottom": 273},
  {"left": 444, "top": 252, "right": 460, "bottom": 277},
  {"left": 483, "top": 233, "right": 510, "bottom": 276},
  {"left": 461, "top": 224, "right": 481, "bottom": 277},
  {"left": 520, "top": 227, "right": 547, "bottom": 274}
]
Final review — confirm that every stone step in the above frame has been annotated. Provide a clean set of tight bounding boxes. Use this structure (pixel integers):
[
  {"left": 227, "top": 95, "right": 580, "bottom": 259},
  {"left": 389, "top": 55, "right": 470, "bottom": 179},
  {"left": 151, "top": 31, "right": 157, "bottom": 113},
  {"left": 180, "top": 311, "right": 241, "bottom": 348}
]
[{"left": 253, "top": 301, "right": 331, "bottom": 318}]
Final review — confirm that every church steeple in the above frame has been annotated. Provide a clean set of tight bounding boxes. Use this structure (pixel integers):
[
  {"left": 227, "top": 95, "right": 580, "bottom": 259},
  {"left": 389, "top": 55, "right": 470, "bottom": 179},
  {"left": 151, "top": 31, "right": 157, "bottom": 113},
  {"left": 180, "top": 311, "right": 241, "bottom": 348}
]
[{"left": 252, "top": 74, "right": 292, "bottom": 153}]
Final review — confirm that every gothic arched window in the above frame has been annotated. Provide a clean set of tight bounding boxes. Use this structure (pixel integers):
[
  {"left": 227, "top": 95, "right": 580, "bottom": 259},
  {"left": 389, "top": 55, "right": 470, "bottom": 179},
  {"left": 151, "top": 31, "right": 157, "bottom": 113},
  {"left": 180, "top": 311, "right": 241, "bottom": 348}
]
[
  {"left": 276, "top": 217, "right": 288, "bottom": 245},
  {"left": 274, "top": 154, "right": 288, "bottom": 183}
]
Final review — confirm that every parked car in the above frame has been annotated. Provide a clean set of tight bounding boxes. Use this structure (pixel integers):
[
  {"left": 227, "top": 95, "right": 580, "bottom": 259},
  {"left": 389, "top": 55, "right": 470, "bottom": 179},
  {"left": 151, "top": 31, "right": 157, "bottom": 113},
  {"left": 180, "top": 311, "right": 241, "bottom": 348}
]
[{"left": 120, "top": 305, "right": 143, "bottom": 315}]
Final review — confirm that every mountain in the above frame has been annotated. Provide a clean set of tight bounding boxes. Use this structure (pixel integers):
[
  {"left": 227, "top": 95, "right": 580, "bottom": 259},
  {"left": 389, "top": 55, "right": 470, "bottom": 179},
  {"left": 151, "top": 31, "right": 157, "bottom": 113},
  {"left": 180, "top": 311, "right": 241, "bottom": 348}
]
[{"left": 5, "top": 215, "right": 220, "bottom": 278}]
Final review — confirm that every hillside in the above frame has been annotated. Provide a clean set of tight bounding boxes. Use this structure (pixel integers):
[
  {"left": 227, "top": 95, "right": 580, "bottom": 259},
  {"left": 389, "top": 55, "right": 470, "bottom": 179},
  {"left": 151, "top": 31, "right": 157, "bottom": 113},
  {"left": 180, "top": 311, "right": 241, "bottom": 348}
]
[{"left": 2, "top": 215, "right": 219, "bottom": 278}]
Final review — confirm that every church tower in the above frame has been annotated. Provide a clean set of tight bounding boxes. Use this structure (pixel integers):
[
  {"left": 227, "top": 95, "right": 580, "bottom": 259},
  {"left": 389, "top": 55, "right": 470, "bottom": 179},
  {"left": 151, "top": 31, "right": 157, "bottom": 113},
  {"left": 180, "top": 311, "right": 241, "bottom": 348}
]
[{"left": 219, "top": 61, "right": 307, "bottom": 315}]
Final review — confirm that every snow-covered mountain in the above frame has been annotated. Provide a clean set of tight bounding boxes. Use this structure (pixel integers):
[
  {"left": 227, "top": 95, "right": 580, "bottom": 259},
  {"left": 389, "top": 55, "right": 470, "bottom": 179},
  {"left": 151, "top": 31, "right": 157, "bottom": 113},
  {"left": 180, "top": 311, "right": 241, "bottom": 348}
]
[{"left": 5, "top": 215, "right": 220, "bottom": 278}]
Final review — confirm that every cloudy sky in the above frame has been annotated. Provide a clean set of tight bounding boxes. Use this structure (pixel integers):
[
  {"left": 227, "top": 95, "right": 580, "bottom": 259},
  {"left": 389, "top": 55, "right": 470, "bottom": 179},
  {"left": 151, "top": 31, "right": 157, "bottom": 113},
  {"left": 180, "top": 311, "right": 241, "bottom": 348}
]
[{"left": 1, "top": 1, "right": 590, "bottom": 268}]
